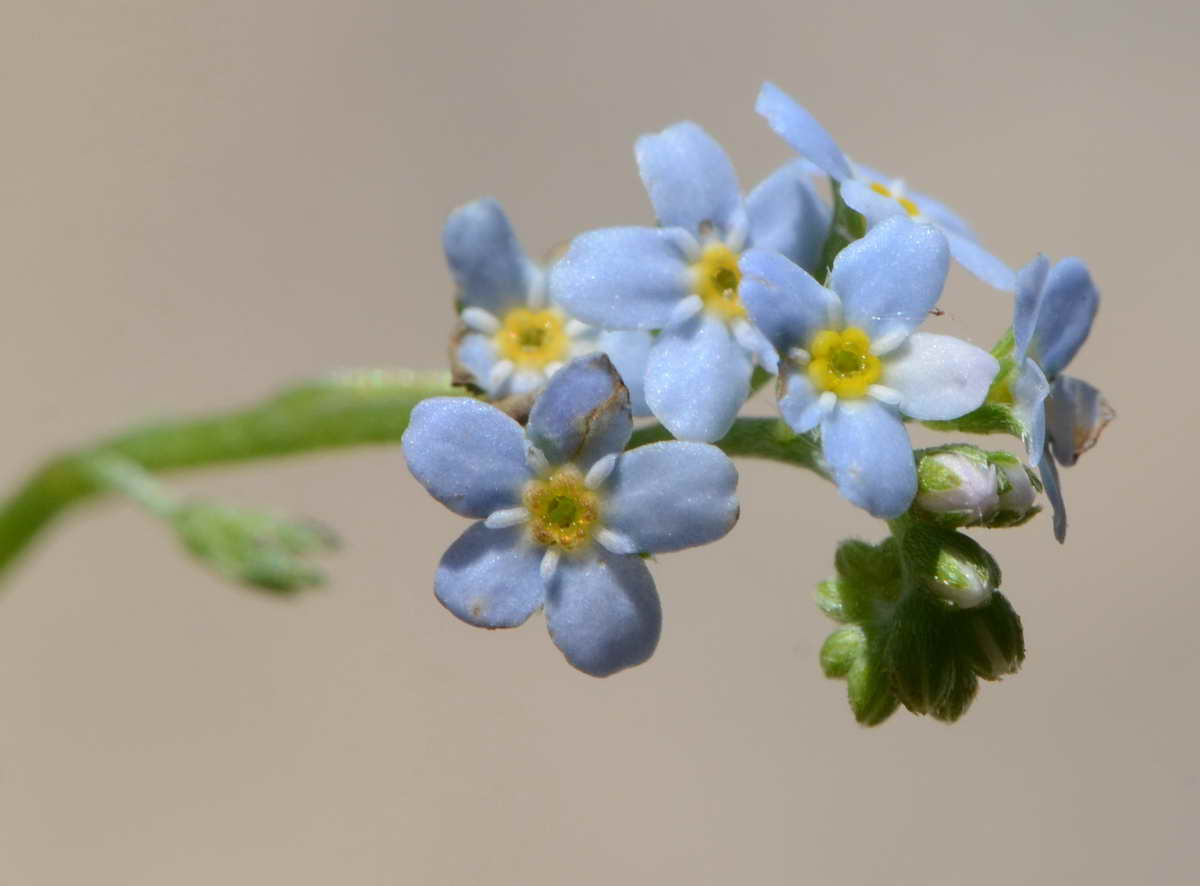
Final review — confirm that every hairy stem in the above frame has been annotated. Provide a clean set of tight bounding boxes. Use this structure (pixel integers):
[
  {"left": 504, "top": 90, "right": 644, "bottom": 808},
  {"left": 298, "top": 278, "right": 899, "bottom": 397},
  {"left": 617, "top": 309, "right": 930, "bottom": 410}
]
[
  {"left": 0, "top": 370, "right": 826, "bottom": 585},
  {"left": 0, "top": 370, "right": 461, "bottom": 582}
]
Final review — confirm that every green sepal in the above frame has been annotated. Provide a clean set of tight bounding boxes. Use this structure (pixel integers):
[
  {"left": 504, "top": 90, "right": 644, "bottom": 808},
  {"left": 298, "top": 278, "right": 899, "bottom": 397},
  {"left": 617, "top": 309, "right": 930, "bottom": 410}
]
[
  {"left": 884, "top": 588, "right": 971, "bottom": 718},
  {"left": 957, "top": 591, "right": 1025, "bottom": 681},
  {"left": 923, "top": 401, "right": 1026, "bottom": 439},
  {"left": 847, "top": 636, "right": 900, "bottom": 726}
]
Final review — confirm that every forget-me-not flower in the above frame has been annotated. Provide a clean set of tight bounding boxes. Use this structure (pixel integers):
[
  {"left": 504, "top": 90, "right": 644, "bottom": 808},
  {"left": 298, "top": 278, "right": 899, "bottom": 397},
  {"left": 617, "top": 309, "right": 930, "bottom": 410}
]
[
  {"left": 402, "top": 353, "right": 740, "bottom": 676},
  {"left": 1011, "top": 255, "right": 1111, "bottom": 541},
  {"left": 740, "top": 217, "right": 999, "bottom": 518},
  {"left": 549, "top": 122, "right": 830, "bottom": 442},
  {"left": 444, "top": 197, "right": 653, "bottom": 414},
  {"left": 755, "top": 82, "right": 1015, "bottom": 292}
]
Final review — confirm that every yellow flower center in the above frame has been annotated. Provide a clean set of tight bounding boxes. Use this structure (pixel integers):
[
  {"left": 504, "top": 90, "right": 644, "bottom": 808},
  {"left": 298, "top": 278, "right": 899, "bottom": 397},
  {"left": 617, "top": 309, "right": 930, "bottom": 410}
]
[
  {"left": 494, "top": 307, "right": 570, "bottom": 368},
  {"left": 807, "top": 327, "right": 882, "bottom": 398},
  {"left": 869, "top": 181, "right": 921, "bottom": 218},
  {"left": 523, "top": 466, "right": 600, "bottom": 551},
  {"left": 692, "top": 243, "right": 747, "bottom": 322}
]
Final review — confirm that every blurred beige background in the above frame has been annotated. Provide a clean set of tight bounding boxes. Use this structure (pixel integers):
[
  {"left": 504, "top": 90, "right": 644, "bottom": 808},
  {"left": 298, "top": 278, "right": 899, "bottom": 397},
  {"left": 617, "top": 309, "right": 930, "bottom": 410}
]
[{"left": 1, "top": 0, "right": 1195, "bottom": 882}]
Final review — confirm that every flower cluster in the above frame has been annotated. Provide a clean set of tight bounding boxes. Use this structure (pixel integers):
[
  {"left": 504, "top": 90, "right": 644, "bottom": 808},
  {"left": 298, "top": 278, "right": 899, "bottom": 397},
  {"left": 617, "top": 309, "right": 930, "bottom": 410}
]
[{"left": 405, "top": 82, "right": 1111, "bottom": 719}]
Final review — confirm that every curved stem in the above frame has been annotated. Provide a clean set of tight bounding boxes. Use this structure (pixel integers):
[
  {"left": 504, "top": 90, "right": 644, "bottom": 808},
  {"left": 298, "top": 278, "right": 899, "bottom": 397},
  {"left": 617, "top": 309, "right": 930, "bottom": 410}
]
[
  {"left": 0, "top": 370, "right": 461, "bottom": 582},
  {"left": 0, "top": 370, "right": 826, "bottom": 586}
]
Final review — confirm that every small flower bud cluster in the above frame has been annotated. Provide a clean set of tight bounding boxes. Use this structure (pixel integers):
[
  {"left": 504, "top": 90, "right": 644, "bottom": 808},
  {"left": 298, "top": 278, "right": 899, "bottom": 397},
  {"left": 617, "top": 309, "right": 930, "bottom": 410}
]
[{"left": 817, "top": 532, "right": 1023, "bottom": 725}]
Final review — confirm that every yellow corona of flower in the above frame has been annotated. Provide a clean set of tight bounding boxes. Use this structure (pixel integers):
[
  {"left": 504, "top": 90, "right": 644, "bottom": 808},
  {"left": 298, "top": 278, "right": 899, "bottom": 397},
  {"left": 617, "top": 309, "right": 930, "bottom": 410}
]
[{"left": 806, "top": 327, "right": 883, "bottom": 398}]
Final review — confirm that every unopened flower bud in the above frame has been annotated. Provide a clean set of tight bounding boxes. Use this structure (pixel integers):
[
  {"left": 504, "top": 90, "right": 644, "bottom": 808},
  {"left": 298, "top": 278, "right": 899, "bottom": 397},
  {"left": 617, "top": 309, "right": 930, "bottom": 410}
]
[
  {"left": 928, "top": 533, "right": 998, "bottom": 609},
  {"left": 915, "top": 446, "right": 999, "bottom": 527},
  {"left": 988, "top": 453, "right": 1041, "bottom": 527}
]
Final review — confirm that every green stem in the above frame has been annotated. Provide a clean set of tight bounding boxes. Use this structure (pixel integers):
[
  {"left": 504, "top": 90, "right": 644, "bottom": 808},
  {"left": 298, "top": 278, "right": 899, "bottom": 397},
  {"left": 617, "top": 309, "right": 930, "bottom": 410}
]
[
  {"left": 630, "top": 417, "right": 826, "bottom": 476},
  {"left": 0, "top": 371, "right": 827, "bottom": 586},
  {"left": 0, "top": 369, "right": 461, "bottom": 582}
]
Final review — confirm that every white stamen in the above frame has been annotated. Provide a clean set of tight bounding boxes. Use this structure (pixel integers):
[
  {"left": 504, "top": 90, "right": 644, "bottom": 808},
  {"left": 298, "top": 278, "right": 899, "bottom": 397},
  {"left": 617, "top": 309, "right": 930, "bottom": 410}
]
[
  {"left": 870, "top": 329, "right": 908, "bottom": 356},
  {"left": 488, "top": 359, "right": 514, "bottom": 390},
  {"left": 460, "top": 307, "right": 500, "bottom": 334},
  {"left": 724, "top": 217, "right": 749, "bottom": 253},
  {"left": 544, "top": 361, "right": 565, "bottom": 378},
  {"left": 869, "top": 384, "right": 903, "bottom": 406},
  {"left": 585, "top": 453, "right": 618, "bottom": 489},
  {"left": 667, "top": 228, "right": 702, "bottom": 261},
  {"left": 668, "top": 294, "right": 704, "bottom": 327},
  {"left": 484, "top": 507, "right": 530, "bottom": 529},
  {"left": 540, "top": 548, "right": 560, "bottom": 581},
  {"left": 526, "top": 445, "right": 551, "bottom": 475},
  {"left": 565, "top": 319, "right": 591, "bottom": 338},
  {"left": 597, "top": 528, "right": 638, "bottom": 555},
  {"left": 732, "top": 319, "right": 764, "bottom": 356},
  {"left": 788, "top": 347, "right": 811, "bottom": 366},
  {"left": 526, "top": 271, "right": 548, "bottom": 309}
]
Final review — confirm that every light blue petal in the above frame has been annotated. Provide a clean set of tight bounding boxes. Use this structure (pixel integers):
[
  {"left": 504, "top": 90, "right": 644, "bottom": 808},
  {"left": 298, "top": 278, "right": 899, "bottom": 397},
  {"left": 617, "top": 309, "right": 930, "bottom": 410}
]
[
  {"left": 549, "top": 226, "right": 690, "bottom": 329},
  {"left": 644, "top": 313, "right": 753, "bottom": 442},
  {"left": 455, "top": 333, "right": 500, "bottom": 395},
  {"left": 545, "top": 550, "right": 661, "bottom": 677},
  {"left": 443, "top": 198, "right": 536, "bottom": 313},
  {"left": 435, "top": 523, "right": 545, "bottom": 628},
  {"left": 1012, "top": 358, "right": 1050, "bottom": 458},
  {"left": 527, "top": 354, "right": 631, "bottom": 469},
  {"left": 1031, "top": 258, "right": 1100, "bottom": 378},
  {"left": 828, "top": 217, "right": 949, "bottom": 344},
  {"left": 1045, "top": 374, "right": 1112, "bottom": 467},
  {"left": 635, "top": 121, "right": 745, "bottom": 236},
  {"left": 906, "top": 186, "right": 976, "bottom": 240},
  {"left": 602, "top": 442, "right": 739, "bottom": 553},
  {"left": 598, "top": 329, "right": 653, "bottom": 417},
  {"left": 1038, "top": 451, "right": 1068, "bottom": 543},
  {"left": 777, "top": 370, "right": 824, "bottom": 433},
  {"left": 755, "top": 82, "right": 853, "bottom": 181},
  {"left": 840, "top": 179, "right": 908, "bottom": 226},
  {"left": 821, "top": 399, "right": 916, "bottom": 518},
  {"left": 745, "top": 159, "right": 831, "bottom": 274},
  {"left": 881, "top": 332, "right": 999, "bottom": 421},
  {"left": 740, "top": 248, "right": 840, "bottom": 355},
  {"left": 402, "top": 398, "right": 531, "bottom": 518},
  {"left": 1013, "top": 255, "right": 1051, "bottom": 363},
  {"left": 945, "top": 230, "right": 1015, "bottom": 292}
]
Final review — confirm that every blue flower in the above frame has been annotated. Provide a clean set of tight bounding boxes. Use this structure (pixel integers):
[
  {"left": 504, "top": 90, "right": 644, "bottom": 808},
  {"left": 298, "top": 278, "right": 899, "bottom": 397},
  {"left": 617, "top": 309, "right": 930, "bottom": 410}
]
[
  {"left": 401, "top": 354, "right": 740, "bottom": 676},
  {"left": 756, "top": 82, "right": 1016, "bottom": 292},
  {"left": 740, "top": 217, "right": 999, "bottom": 518},
  {"left": 443, "top": 197, "right": 653, "bottom": 413},
  {"left": 1012, "top": 255, "right": 1111, "bottom": 541},
  {"left": 549, "top": 122, "right": 830, "bottom": 442}
]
